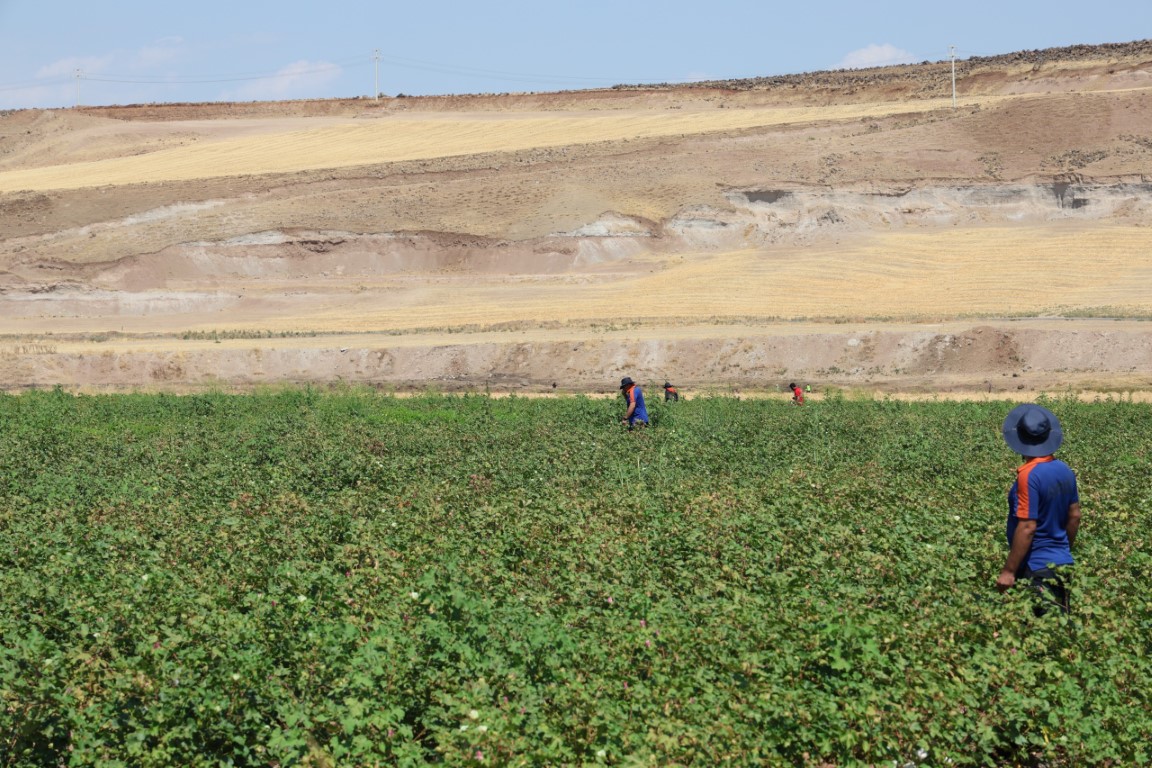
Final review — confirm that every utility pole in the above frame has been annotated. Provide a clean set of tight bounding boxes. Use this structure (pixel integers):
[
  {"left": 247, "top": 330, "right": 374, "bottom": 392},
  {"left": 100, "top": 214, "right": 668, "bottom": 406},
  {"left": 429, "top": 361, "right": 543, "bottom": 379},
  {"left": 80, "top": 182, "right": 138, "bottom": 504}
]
[
  {"left": 75, "top": 68, "right": 82, "bottom": 107},
  {"left": 950, "top": 45, "right": 957, "bottom": 108},
  {"left": 373, "top": 48, "right": 381, "bottom": 100}
]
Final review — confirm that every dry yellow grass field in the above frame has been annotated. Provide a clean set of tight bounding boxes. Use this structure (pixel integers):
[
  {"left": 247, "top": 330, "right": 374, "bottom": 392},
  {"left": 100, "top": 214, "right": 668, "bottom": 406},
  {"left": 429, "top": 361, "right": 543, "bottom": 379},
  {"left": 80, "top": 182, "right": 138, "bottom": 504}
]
[
  {"left": 0, "top": 97, "right": 975, "bottom": 193},
  {"left": 207, "top": 224, "right": 1149, "bottom": 333}
]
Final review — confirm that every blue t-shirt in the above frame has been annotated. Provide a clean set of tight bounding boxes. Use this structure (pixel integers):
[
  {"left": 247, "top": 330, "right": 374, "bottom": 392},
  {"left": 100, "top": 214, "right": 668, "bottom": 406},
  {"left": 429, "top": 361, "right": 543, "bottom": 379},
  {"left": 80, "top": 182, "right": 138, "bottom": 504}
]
[
  {"left": 625, "top": 385, "right": 648, "bottom": 425},
  {"left": 1006, "top": 456, "right": 1079, "bottom": 571}
]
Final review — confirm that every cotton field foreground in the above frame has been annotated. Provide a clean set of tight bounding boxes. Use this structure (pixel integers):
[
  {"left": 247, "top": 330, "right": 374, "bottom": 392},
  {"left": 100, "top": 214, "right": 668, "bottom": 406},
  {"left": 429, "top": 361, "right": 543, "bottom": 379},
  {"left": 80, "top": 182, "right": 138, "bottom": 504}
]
[{"left": 2, "top": 391, "right": 1150, "bottom": 765}]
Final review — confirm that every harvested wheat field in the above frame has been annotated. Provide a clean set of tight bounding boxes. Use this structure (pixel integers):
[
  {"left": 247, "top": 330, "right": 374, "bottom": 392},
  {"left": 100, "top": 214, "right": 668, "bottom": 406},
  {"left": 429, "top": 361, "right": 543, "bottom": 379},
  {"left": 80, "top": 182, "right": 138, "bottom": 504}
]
[
  {"left": 0, "top": 98, "right": 984, "bottom": 193},
  {"left": 3, "top": 40, "right": 1152, "bottom": 395}
]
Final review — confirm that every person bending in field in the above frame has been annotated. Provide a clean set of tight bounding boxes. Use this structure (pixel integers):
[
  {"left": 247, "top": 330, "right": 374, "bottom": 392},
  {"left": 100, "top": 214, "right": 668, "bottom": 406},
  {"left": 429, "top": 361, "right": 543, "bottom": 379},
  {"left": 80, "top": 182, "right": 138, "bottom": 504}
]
[
  {"left": 997, "top": 403, "right": 1082, "bottom": 615},
  {"left": 790, "top": 382, "right": 804, "bottom": 406},
  {"left": 663, "top": 382, "right": 679, "bottom": 402},
  {"left": 619, "top": 377, "right": 648, "bottom": 430}
]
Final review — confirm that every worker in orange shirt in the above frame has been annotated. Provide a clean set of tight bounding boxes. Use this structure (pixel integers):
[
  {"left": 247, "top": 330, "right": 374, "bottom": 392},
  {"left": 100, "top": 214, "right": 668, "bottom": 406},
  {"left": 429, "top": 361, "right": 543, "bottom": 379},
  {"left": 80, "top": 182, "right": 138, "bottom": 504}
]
[{"left": 619, "top": 377, "right": 649, "bottom": 429}]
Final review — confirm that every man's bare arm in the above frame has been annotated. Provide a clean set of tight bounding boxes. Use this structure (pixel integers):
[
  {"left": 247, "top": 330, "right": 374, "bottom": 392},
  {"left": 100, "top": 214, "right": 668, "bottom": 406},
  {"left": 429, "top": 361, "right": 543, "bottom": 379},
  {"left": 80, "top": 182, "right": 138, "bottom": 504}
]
[
  {"left": 998, "top": 519, "right": 1037, "bottom": 593},
  {"left": 1066, "top": 502, "right": 1082, "bottom": 548}
]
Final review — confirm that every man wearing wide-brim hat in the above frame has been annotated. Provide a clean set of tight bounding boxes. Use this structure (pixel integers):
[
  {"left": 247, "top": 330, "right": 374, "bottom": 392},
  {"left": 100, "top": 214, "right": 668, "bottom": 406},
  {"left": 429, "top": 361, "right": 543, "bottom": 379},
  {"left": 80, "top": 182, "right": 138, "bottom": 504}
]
[{"left": 998, "top": 403, "right": 1082, "bottom": 614}]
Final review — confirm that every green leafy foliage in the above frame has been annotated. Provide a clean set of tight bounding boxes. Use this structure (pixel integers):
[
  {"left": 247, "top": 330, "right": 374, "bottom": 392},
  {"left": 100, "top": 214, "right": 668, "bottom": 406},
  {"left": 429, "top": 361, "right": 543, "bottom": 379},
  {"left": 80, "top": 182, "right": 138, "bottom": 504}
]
[{"left": 0, "top": 389, "right": 1149, "bottom": 766}]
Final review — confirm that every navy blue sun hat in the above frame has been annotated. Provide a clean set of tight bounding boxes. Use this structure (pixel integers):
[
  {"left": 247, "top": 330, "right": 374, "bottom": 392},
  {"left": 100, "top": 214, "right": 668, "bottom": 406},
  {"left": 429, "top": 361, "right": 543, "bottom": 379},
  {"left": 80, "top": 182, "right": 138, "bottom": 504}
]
[
  {"left": 1002, "top": 403, "right": 1063, "bottom": 457},
  {"left": 620, "top": 377, "right": 635, "bottom": 389}
]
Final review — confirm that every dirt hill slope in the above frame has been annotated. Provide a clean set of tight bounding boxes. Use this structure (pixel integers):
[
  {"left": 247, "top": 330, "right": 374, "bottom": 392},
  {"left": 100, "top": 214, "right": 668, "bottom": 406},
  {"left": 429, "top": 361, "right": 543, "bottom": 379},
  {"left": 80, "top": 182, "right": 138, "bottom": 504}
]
[{"left": 2, "top": 40, "right": 1151, "bottom": 395}]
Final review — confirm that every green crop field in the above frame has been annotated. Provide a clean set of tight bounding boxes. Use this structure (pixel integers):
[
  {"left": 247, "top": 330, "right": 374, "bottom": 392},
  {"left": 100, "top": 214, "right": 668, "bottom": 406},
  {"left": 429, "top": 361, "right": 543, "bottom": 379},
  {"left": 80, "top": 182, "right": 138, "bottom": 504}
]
[{"left": 1, "top": 390, "right": 1149, "bottom": 767}]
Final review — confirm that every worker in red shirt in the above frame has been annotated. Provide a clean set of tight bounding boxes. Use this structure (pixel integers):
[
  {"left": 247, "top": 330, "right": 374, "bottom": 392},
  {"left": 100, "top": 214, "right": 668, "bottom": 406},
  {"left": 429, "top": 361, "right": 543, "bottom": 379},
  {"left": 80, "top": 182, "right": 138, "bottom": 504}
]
[{"left": 790, "top": 382, "right": 804, "bottom": 405}]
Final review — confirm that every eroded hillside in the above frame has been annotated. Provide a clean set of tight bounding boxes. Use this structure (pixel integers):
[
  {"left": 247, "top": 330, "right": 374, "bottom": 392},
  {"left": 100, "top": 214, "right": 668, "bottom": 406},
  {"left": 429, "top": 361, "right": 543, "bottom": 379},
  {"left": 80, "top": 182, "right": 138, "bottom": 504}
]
[{"left": 2, "top": 41, "right": 1151, "bottom": 394}]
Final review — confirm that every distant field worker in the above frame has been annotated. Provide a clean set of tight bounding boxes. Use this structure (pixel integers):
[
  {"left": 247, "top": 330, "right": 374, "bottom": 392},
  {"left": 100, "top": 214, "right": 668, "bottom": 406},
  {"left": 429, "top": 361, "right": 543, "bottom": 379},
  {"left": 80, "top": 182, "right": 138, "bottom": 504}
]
[
  {"left": 663, "top": 382, "right": 680, "bottom": 402},
  {"left": 998, "top": 403, "right": 1082, "bottom": 615},
  {"left": 620, "top": 377, "right": 649, "bottom": 429},
  {"left": 790, "top": 382, "right": 804, "bottom": 405}
]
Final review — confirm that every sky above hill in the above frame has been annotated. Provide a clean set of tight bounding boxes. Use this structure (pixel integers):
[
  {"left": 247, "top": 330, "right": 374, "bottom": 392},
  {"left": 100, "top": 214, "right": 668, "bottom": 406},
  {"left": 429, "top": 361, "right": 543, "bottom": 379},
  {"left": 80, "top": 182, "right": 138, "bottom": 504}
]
[{"left": 1, "top": 0, "right": 1148, "bottom": 109}]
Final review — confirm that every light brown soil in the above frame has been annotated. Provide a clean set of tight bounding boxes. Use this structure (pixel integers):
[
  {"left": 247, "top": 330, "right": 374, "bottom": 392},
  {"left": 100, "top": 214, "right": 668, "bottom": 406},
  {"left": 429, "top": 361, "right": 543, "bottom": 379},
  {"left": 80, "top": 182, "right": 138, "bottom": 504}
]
[{"left": 2, "top": 41, "right": 1152, "bottom": 395}]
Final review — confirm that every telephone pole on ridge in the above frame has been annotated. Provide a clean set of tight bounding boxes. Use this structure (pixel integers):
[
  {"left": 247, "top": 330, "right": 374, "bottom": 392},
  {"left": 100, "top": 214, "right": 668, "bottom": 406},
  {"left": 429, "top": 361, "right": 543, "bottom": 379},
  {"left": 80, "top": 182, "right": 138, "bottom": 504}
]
[
  {"left": 373, "top": 48, "right": 381, "bottom": 100},
  {"left": 75, "top": 68, "right": 82, "bottom": 107},
  {"left": 950, "top": 45, "right": 957, "bottom": 108}
]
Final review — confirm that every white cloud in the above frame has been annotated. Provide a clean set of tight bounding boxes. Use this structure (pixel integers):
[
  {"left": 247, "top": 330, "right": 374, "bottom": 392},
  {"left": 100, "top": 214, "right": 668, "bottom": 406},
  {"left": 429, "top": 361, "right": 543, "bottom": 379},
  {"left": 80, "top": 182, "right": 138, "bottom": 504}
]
[
  {"left": 221, "top": 60, "right": 343, "bottom": 101},
  {"left": 34, "top": 39, "right": 185, "bottom": 82},
  {"left": 135, "top": 37, "right": 185, "bottom": 68},
  {"left": 838, "top": 43, "right": 917, "bottom": 70},
  {"left": 12, "top": 39, "right": 190, "bottom": 108},
  {"left": 37, "top": 54, "right": 115, "bottom": 79},
  {"left": 0, "top": 82, "right": 76, "bottom": 110}
]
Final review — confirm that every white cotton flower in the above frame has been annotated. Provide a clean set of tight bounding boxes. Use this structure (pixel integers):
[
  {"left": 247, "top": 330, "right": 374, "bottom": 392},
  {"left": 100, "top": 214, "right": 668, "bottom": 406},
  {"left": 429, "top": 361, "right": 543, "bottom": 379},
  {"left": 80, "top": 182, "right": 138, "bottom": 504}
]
[
  {"left": 231, "top": 673, "right": 240, "bottom": 681},
  {"left": 468, "top": 709, "right": 479, "bottom": 719},
  {"left": 297, "top": 595, "right": 307, "bottom": 603},
  {"left": 409, "top": 591, "right": 420, "bottom": 600},
  {"left": 597, "top": 750, "right": 607, "bottom": 758},
  {"left": 917, "top": 748, "right": 929, "bottom": 760},
  {"left": 477, "top": 725, "right": 488, "bottom": 733},
  {"left": 141, "top": 574, "right": 149, "bottom": 581},
  {"left": 459, "top": 725, "right": 469, "bottom": 731}
]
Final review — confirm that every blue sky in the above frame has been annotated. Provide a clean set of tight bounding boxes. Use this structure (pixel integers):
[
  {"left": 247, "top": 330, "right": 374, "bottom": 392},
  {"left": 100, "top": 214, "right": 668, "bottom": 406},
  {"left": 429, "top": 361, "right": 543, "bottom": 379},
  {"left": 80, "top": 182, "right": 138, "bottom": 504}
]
[{"left": 1, "top": 0, "right": 1148, "bottom": 109}]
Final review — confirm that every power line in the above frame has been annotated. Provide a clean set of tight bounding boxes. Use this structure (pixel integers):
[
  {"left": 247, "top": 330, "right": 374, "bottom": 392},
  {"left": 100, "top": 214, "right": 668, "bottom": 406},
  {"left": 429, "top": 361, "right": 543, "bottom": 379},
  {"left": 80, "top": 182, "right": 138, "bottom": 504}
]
[
  {"left": 0, "top": 77, "right": 72, "bottom": 93},
  {"left": 6, "top": 46, "right": 990, "bottom": 106},
  {"left": 951, "top": 47, "right": 996, "bottom": 58},
  {"left": 0, "top": 51, "right": 695, "bottom": 103},
  {"left": 379, "top": 52, "right": 615, "bottom": 80},
  {"left": 93, "top": 54, "right": 369, "bottom": 79},
  {"left": 373, "top": 51, "right": 692, "bottom": 86},
  {"left": 83, "top": 58, "right": 368, "bottom": 85}
]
